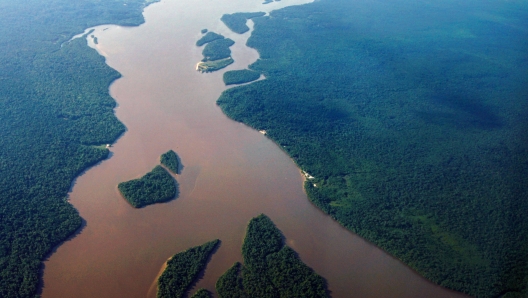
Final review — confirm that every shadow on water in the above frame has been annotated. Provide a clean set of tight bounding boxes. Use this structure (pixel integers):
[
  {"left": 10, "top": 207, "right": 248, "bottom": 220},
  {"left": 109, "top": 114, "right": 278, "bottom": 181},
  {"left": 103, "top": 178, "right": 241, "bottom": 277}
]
[
  {"left": 176, "top": 155, "right": 184, "bottom": 175},
  {"left": 418, "top": 91, "right": 503, "bottom": 129},
  {"left": 36, "top": 218, "right": 87, "bottom": 295}
]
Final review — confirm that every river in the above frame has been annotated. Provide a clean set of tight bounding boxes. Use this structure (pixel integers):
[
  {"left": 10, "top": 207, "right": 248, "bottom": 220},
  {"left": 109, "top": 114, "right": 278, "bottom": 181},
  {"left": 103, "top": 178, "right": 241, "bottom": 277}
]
[{"left": 41, "top": 0, "right": 468, "bottom": 297}]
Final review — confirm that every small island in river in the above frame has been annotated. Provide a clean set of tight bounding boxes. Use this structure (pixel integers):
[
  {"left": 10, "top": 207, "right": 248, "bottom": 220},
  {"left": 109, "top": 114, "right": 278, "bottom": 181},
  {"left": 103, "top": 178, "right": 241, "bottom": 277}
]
[
  {"left": 157, "top": 239, "right": 220, "bottom": 298},
  {"left": 196, "top": 58, "right": 234, "bottom": 73},
  {"left": 154, "top": 214, "right": 327, "bottom": 297},
  {"left": 196, "top": 31, "right": 235, "bottom": 72},
  {"left": 160, "top": 149, "right": 181, "bottom": 174},
  {"left": 202, "top": 38, "right": 235, "bottom": 62},
  {"left": 118, "top": 165, "right": 178, "bottom": 208}
]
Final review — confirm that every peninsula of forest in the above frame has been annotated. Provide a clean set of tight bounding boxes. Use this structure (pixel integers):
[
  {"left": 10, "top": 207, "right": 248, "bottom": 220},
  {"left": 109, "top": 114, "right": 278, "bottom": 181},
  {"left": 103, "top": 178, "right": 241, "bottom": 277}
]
[
  {"left": 217, "top": 0, "right": 528, "bottom": 296},
  {"left": 156, "top": 214, "right": 327, "bottom": 298}
]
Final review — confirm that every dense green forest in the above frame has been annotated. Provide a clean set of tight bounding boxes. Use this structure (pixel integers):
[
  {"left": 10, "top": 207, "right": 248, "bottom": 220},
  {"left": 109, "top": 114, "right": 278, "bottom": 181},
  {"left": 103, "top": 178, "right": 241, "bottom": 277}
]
[
  {"left": 196, "top": 31, "right": 235, "bottom": 72},
  {"left": 216, "top": 214, "right": 328, "bottom": 297},
  {"left": 160, "top": 150, "right": 181, "bottom": 174},
  {"left": 221, "top": 12, "right": 266, "bottom": 34},
  {"left": 197, "top": 58, "right": 235, "bottom": 73},
  {"left": 216, "top": 262, "right": 246, "bottom": 298},
  {"left": 196, "top": 31, "right": 224, "bottom": 46},
  {"left": 190, "top": 288, "right": 212, "bottom": 298},
  {"left": 0, "top": 0, "right": 157, "bottom": 297},
  {"left": 223, "top": 69, "right": 261, "bottom": 85},
  {"left": 217, "top": 0, "right": 528, "bottom": 296},
  {"left": 157, "top": 240, "right": 219, "bottom": 298},
  {"left": 118, "top": 165, "right": 178, "bottom": 208},
  {"left": 202, "top": 38, "right": 235, "bottom": 62}
]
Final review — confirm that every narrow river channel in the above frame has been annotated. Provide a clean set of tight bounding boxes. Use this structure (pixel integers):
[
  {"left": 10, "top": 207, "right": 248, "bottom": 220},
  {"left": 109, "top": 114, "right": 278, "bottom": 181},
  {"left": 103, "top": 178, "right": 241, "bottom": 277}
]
[{"left": 42, "top": 0, "right": 468, "bottom": 297}]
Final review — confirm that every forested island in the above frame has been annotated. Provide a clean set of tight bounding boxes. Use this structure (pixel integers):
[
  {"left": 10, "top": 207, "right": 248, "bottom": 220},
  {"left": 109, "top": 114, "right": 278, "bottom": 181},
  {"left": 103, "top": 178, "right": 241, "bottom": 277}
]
[
  {"left": 0, "top": 0, "right": 158, "bottom": 296},
  {"left": 221, "top": 12, "right": 266, "bottom": 34},
  {"left": 202, "top": 38, "right": 235, "bottom": 62},
  {"left": 196, "top": 31, "right": 235, "bottom": 72},
  {"left": 160, "top": 150, "right": 181, "bottom": 174},
  {"left": 217, "top": 0, "right": 528, "bottom": 296},
  {"left": 118, "top": 165, "right": 178, "bottom": 208},
  {"left": 216, "top": 214, "right": 328, "bottom": 297},
  {"left": 223, "top": 69, "right": 261, "bottom": 85},
  {"left": 196, "top": 32, "right": 225, "bottom": 47},
  {"left": 155, "top": 215, "right": 326, "bottom": 297},
  {"left": 157, "top": 239, "right": 219, "bottom": 298}
]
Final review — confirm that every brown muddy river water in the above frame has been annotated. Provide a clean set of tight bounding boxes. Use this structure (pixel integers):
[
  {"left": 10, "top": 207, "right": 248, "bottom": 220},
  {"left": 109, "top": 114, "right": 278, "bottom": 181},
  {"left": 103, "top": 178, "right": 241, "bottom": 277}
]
[{"left": 42, "top": 0, "right": 468, "bottom": 297}]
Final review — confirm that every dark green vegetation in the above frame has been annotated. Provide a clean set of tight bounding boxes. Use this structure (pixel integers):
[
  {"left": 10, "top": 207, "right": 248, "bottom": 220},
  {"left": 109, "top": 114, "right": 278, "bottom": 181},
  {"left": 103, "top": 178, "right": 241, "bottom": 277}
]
[
  {"left": 190, "top": 289, "right": 212, "bottom": 298},
  {"left": 216, "top": 214, "right": 328, "bottom": 297},
  {"left": 196, "top": 31, "right": 236, "bottom": 72},
  {"left": 196, "top": 31, "right": 224, "bottom": 46},
  {"left": 118, "top": 165, "right": 178, "bottom": 208},
  {"left": 202, "top": 38, "right": 235, "bottom": 62},
  {"left": 217, "top": 0, "right": 528, "bottom": 296},
  {"left": 0, "top": 0, "right": 157, "bottom": 297},
  {"left": 223, "top": 69, "right": 261, "bottom": 85},
  {"left": 195, "top": 31, "right": 235, "bottom": 72},
  {"left": 160, "top": 150, "right": 181, "bottom": 174},
  {"left": 216, "top": 262, "right": 246, "bottom": 298},
  {"left": 157, "top": 240, "right": 219, "bottom": 298},
  {"left": 221, "top": 12, "right": 266, "bottom": 34}
]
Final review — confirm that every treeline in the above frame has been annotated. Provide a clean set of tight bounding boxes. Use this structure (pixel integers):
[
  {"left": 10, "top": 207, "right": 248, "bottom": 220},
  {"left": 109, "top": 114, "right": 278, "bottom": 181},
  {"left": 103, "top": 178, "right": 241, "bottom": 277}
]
[
  {"left": 221, "top": 12, "right": 266, "bottom": 34},
  {"left": 223, "top": 69, "right": 261, "bottom": 85},
  {"left": 118, "top": 165, "right": 178, "bottom": 208},
  {"left": 217, "top": 0, "right": 528, "bottom": 296},
  {"left": 196, "top": 31, "right": 224, "bottom": 47},
  {"left": 0, "top": 1, "right": 156, "bottom": 296},
  {"left": 157, "top": 239, "right": 219, "bottom": 298},
  {"left": 160, "top": 149, "right": 181, "bottom": 174},
  {"left": 156, "top": 215, "right": 328, "bottom": 297},
  {"left": 216, "top": 214, "right": 328, "bottom": 297}
]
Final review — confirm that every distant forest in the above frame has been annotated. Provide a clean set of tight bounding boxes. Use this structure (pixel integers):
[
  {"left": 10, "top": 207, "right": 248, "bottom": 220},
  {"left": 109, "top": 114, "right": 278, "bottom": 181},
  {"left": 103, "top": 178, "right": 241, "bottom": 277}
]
[
  {"left": 221, "top": 12, "right": 266, "bottom": 34},
  {"left": 0, "top": 0, "right": 157, "bottom": 297},
  {"left": 217, "top": 0, "right": 528, "bottom": 296}
]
